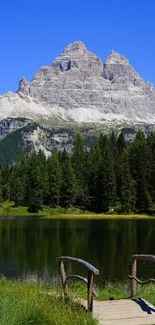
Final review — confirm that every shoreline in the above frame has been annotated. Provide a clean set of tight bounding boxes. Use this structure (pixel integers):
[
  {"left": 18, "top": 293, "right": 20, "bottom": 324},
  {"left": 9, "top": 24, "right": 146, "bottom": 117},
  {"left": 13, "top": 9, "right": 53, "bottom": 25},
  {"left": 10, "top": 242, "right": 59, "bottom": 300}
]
[
  {"left": 42, "top": 213, "right": 155, "bottom": 219},
  {"left": 0, "top": 202, "right": 154, "bottom": 219}
]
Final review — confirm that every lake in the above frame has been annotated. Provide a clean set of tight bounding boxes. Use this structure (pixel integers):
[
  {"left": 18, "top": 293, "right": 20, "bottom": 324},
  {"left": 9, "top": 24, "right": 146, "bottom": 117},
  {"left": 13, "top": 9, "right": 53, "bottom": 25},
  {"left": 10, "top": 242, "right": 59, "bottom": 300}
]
[{"left": 0, "top": 217, "right": 155, "bottom": 285}]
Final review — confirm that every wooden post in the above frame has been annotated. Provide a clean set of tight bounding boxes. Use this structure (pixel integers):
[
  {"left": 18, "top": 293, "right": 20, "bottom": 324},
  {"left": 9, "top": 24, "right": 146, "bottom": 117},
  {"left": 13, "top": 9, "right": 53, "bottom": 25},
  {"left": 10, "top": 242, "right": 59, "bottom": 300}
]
[
  {"left": 87, "top": 271, "right": 93, "bottom": 312},
  {"left": 59, "top": 261, "right": 68, "bottom": 299},
  {"left": 131, "top": 258, "right": 137, "bottom": 298}
]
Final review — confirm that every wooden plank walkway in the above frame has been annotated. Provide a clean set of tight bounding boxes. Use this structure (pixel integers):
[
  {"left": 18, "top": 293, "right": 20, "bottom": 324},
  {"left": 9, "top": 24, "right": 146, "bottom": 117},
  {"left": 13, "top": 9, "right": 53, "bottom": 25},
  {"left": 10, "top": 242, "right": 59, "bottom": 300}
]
[
  {"left": 57, "top": 255, "right": 155, "bottom": 324},
  {"left": 83, "top": 299, "right": 155, "bottom": 325}
]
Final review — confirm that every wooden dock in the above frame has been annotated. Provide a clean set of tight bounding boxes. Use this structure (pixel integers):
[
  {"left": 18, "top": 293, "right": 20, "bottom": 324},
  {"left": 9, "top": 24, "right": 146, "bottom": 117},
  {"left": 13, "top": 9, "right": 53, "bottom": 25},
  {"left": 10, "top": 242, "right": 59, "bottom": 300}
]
[
  {"left": 81, "top": 299, "right": 155, "bottom": 325},
  {"left": 57, "top": 255, "right": 155, "bottom": 325}
]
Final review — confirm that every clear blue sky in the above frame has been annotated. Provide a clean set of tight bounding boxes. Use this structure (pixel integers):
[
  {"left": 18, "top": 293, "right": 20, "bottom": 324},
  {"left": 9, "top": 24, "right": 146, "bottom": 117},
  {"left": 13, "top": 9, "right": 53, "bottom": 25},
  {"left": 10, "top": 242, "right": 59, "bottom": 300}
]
[{"left": 0, "top": 0, "right": 155, "bottom": 94}]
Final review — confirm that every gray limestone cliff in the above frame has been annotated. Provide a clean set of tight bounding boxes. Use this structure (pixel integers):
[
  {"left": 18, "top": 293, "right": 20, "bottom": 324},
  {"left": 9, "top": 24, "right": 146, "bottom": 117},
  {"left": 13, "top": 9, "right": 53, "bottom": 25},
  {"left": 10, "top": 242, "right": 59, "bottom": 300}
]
[{"left": 0, "top": 41, "right": 155, "bottom": 124}]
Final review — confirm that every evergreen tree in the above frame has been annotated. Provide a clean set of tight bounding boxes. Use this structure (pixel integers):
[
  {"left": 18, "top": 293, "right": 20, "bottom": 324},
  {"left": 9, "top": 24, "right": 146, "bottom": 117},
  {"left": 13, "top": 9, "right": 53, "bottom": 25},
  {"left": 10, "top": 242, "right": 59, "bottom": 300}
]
[
  {"left": 136, "top": 179, "right": 152, "bottom": 211},
  {"left": 117, "top": 132, "right": 127, "bottom": 155},
  {"left": 129, "top": 131, "right": 152, "bottom": 211},
  {"left": 60, "top": 150, "right": 76, "bottom": 208},
  {"left": 120, "top": 151, "right": 132, "bottom": 213},
  {"left": 109, "top": 131, "right": 120, "bottom": 197},
  {"left": 0, "top": 169, "right": 3, "bottom": 203},
  {"left": 47, "top": 150, "right": 61, "bottom": 207},
  {"left": 1, "top": 128, "right": 155, "bottom": 215},
  {"left": 95, "top": 135, "right": 117, "bottom": 212},
  {"left": 1, "top": 165, "right": 11, "bottom": 201},
  {"left": 109, "top": 131, "right": 119, "bottom": 163},
  {"left": 72, "top": 133, "right": 88, "bottom": 207},
  {"left": 37, "top": 150, "right": 49, "bottom": 204},
  {"left": 26, "top": 152, "right": 48, "bottom": 212},
  {"left": 146, "top": 132, "right": 155, "bottom": 202},
  {"left": 87, "top": 143, "right": 102, "bottom": 211},
  {"left": 10, "top": 164, "right": 24, "bottom": 206},
  {"left": 17, "top": 155, "right": 29, "bottom": 206}
]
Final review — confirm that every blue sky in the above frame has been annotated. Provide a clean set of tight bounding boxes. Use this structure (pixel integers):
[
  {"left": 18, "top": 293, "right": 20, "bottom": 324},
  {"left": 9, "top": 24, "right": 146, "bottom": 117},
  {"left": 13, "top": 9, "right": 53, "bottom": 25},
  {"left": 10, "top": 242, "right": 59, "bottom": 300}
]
[{"left": 0, "top": 0, "right": 155, "bottom": 94}]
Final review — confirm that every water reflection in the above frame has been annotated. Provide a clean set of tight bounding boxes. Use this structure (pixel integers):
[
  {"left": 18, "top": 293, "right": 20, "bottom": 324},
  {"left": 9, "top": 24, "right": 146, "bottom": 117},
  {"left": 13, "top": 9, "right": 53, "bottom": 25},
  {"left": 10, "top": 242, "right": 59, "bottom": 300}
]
[{"left": 0, "top": 217, "right": 155, "bottom": 283}]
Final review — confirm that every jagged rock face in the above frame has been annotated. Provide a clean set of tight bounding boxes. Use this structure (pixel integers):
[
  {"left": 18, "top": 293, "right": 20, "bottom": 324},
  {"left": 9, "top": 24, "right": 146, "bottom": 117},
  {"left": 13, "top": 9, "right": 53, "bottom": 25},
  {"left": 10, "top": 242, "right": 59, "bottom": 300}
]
[{"left": 1, "top": 41, "right": 155, "bottom": 124}]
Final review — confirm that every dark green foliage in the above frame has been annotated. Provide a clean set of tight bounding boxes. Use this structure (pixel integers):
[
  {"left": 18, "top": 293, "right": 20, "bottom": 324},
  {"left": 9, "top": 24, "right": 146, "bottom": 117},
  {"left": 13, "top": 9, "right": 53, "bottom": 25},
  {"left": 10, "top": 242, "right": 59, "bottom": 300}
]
[
  {"left": 72, "top": 133, "right": 88, "bottom": 207},
  {"left": 129, "top": 131, "right": 152, "bottom": 212},
  {"left": 47, "top": 150, "right": 61, "bottom": 207},
  {"left": 117, "top": 132, "right": 127, "bottom": 155},
  {"left": 60, "top": 150, "right": 77, "bottom": 208},
  {"left": 0, "top": 169, "right": 3, "bottom": 203},
  {"left": 87, "top": 143, "right": 101, "bottom": 211},
  {"left": 26, "top": 152, "right": 48, "bottom": 212},
  {"left": 95, "top": 134, "right": 117, "bottom": 212},
  {"left": 109, "top": 131, "right": 120, "bottom": 197},
  {"left": 1, "top": 130, "right": 155, "bottom": 214},
  {"left": 10, "top": 167, "right": 24, "bottom": 207},
  {"left": 1, "top": 165, "right": 11, "bottom": 201},
  {"left": 120, "top": 151, "right": 132, "bottom": 213},
  {"left": 146, "top": 132, "right": 155, "bottom": 202}
]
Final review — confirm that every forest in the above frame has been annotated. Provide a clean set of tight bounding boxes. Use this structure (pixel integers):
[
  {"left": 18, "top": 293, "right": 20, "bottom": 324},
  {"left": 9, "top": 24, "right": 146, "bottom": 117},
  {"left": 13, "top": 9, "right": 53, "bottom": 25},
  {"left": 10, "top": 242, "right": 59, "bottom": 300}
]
[{"left": 0, "top": 130, "right": 155, "bottom": 214}]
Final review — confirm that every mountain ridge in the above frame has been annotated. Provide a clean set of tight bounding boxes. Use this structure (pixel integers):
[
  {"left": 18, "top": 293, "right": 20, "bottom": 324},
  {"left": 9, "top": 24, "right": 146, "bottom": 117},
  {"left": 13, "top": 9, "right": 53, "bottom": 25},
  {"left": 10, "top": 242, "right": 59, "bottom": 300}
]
[{"left": 0, "top": 41, "right": 155, "bottom": 125}]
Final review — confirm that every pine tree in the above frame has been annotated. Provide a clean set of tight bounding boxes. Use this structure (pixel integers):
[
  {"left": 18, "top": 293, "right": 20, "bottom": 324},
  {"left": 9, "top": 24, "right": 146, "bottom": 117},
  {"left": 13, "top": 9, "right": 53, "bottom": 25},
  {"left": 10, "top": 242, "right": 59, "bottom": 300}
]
[
  {"left": 109, "top": 131, "right": 119, "bottom": 163},
  {"left": 129, "top": 130, "right": 152, "bottom": 212},
  {"left": 0, "top": 169, "right": 3, "bottom": 203},
  {"left": 1, "top": 165, "right": 11, "bottom": 201},
  {"left": 37, "top": 150, "right": 49, "bottom": 204},
  {"left": 136, "top": 179, "right": 152, "bottom": 211},
  {"left": 60, "top": 150, "right": 77, "bottom": 208},
  {"left": 26, "top": 152, "right": 48, "bottom": 212},
  {"left": 17, "top": 155, "right": 29, "bottom": 206},
  {"left": 72, "top": 133, "right": 88, "bottom": 207},
  {"left": 47, "top": 150, "right": 61, "bottom": 207},
  {"left": 95, "top": 135, "right": 117, "bottom": 212},
  {"left": 120, "top": 151, "right": 132, "bottom": 213},
  {"left": 146, "top": 132, "right": 155, "bottom": 202},
  {"left": 109, "top": 131, "right": 120, "bottom": 197},
  {"left": 117, "top": 132, "right": 127, "bottom": 155},
  {"left": 87, "top": 143, "right": 102, "bottom": 211},
  {"left": 10, "top": 164, "right": 24, "bottom": 207}
]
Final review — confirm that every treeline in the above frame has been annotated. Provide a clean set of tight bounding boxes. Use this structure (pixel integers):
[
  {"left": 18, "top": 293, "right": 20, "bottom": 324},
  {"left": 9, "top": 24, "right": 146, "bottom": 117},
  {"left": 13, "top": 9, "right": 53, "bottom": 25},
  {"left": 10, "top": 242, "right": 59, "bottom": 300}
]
[{"left": 1, "top": 130, "right": 155, "bottom": 214}]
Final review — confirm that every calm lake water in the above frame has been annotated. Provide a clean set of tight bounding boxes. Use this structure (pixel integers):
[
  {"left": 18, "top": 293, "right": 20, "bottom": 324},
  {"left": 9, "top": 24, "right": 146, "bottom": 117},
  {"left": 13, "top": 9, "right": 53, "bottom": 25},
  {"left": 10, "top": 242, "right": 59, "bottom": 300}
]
[{"left": 0, "top": 217, "right": 155, "bottom": 285}]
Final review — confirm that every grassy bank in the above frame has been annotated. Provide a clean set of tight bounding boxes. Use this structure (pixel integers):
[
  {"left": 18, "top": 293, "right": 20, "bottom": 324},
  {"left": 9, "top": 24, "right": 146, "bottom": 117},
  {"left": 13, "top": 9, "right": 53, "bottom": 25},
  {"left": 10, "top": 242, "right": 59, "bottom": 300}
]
[
  {"left": 0, "top": 280, "right": 97, "bottom": 325},
  {"left": 1, "top": 279, "right": 155, "bottom": 324},
  {"left": 0, "top": 201, "right": 154, "bottom": 219},
  {"left": 47, "top": 281, "right": 155, "bottom": 306}
]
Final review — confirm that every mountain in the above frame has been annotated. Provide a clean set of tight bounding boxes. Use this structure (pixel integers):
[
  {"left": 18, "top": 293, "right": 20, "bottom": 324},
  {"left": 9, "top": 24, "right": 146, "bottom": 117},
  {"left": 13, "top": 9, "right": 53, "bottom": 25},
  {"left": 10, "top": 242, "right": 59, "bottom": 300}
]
[
  {"left": 0, "top": 41, "right": 155, "bottom": 125},
  {"left": 0, "top": 41, "right": 155, "bottom": 164},
  {"left": 0, "top": 118, "right": 100, "bottom": 164}
]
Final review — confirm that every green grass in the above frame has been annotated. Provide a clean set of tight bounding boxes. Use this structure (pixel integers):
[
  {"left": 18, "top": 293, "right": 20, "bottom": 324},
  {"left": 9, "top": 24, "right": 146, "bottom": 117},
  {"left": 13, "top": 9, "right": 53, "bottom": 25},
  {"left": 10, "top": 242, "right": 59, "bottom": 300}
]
[
  {"left": 100, "top": 282, "right": 155, "bottom": 306},
  {"left": 44, "top": 213, "right": 155, "bottom": 220},
  {"left": 0, "top": 201, "right": 155, "bottom": 219},
  {"left": 44, "top": 281, "right": 130, "bottom": 301},
  {"left": 0, "top": 279, "right": 97, "bottom": 325},
  {"left": 39, "top": 280, "right": 155, "bottom": 306},
  {"left": 0, "top": 201, "right": 40, "bottom": 217},
  {"left": 1, "top": 279, "right": 155, "bottom": 324},
  {"left": 54, "top": 281, "right": 155, "bottom": 306}
]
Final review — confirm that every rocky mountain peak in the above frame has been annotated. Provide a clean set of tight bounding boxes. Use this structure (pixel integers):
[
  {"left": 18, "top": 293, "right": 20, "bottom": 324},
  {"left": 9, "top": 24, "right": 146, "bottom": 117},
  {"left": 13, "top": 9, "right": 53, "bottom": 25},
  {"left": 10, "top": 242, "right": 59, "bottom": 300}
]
[
  {"left": 105, "top": 50, "right": 129, "bottom": 65},
  {"left": 103, "top": 49, "right": 145, "bottom": 87},
  {"left": 1, "top": 41, "right": 155, "bottom": 125},
  {"left": 18, "top": 77, "right": 30, "bottom": 95},
  {"left": 51, "top": 40, "right": 103, "bottom": 76},
  {"left": 62, "top": 41, "right": 87, "bottom": 56}
]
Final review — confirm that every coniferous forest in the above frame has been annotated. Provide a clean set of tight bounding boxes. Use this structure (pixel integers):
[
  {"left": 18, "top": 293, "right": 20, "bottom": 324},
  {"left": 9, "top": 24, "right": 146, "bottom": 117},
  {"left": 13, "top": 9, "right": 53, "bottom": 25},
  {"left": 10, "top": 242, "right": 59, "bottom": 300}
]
[{"left": 1, "top": 130, "right": 155, "bottom": 214}]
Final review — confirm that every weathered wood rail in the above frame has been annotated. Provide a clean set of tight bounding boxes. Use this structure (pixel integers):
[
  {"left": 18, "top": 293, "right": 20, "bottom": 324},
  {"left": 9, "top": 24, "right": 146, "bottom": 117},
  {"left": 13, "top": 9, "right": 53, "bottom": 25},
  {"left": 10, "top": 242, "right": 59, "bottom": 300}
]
[
  {"left": 57, "top": 254, "right": 155, "bottom": 324},
  {"left": 129, "top": 254, "right": 155, "bottom": 298},
  {"left": 57, "top": 256, "right": 99, "bottom": 312}
]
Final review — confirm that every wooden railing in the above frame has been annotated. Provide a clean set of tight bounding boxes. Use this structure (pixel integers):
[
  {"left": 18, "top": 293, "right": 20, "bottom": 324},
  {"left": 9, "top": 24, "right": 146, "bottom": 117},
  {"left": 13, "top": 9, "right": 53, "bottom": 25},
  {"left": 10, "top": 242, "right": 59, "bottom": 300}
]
[
  {"left": 57, "top": 256, "right": 99, "bottom": 312},
  {"left": 129, "top": 254, "right": 155, "bottom": 298}
]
